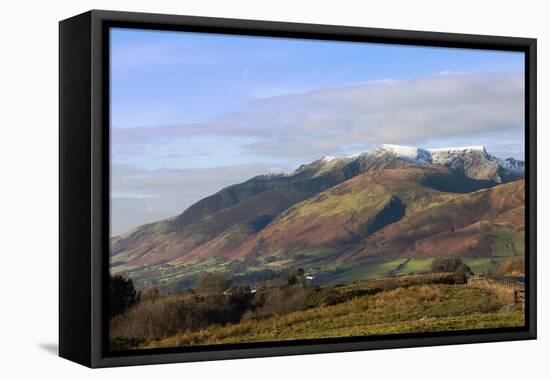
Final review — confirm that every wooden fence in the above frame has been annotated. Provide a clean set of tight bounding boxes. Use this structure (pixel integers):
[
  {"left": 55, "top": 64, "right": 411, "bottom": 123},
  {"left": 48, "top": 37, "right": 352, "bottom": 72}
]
[
  {"left": 467, "top": 276, "right": 525, "bottom": 305},
  {"left": 489, "top": 277, "right": 525, "bottom": 291},
  {"left": 467, "top": 276, "right": 488, "bottom": 285}
]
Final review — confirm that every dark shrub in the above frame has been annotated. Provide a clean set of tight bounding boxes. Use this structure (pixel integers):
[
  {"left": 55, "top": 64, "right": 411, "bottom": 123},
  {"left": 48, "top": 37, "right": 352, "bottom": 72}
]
[
  {"left": 255, "top": 285, "right": 313, "bottom": 316},
  {"left": 109, "top": 274, "right": 139, "bottom": 318},
  {"left": 140, "top": 287, "right": 160, "bottom": 301},
  {"left": 171, "top": 275, "right": 198, "bottom": 292},
  {"left": 452, "top": 273, "right": 468, "bottom": 284},
  {"left": 227, "top": 286, "right": 253, "bottom": 314},
  {"left": 109, "top": 336, "right": 144, "bottom": 351},
  {"left": 196, "top": 272, "right": 232, "bottom": 294},
  {"left": 287, "top": 275, "right": 298, "bottom": 285},
  {"left": 431, "top": 258, "right": 472, "bottom": 275},
  {"left": 287, "top": 267, "right": 306, "bottom": 286}
]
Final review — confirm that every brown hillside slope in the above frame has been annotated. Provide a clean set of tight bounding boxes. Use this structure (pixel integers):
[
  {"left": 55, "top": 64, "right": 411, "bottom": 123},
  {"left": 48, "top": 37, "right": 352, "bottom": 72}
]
[
  {"left": 225, "top": 167, "right": 524, "bottom": 263},
  {"left": 109, "top": 151, "right": 429, "bottom": 267},
  {"left": 110, "top": 164, "right": 363, "bottom": 267}
]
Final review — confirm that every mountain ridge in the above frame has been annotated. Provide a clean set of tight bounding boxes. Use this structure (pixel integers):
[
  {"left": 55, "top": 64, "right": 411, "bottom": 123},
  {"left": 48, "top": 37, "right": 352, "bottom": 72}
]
[{"left": 110, "top": 144, "right": 525, "bottom": 290}]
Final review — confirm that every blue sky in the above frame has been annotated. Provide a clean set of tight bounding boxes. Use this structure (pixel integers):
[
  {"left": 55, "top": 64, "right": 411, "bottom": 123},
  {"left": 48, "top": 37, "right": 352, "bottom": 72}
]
[
  {"left": 111, "top": 29, "right": 523, "bottom": 129},
  {"left": 110, "top": 27, "right": 525, "bottom": 235}
]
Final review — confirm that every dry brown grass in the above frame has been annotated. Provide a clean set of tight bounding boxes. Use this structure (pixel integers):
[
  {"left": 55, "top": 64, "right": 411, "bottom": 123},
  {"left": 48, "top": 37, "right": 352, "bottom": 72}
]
[
  {"left": 111, "top": 273, "right": 524, "bottom": 350},
  {"left": 374, "top": 285, "right": 446, "bottom": 306},
  {"left": 467, "top": 280, "right": 518, "bottom": 308},
  {"left": 498, "top": 257, "right": 525, "bottom": 276},
  {"left": 341, "top": 272, "right": 463, "bottom": 293},
  {"left": 144, "top": 283, "right": 523, "bottom": 349},
  {"left": 485, "top": 283, "right": 522, "bottom": 313}
]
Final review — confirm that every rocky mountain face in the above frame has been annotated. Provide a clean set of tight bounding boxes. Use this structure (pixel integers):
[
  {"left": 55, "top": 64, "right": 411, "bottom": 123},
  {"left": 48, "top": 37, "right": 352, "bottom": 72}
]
[
  {"left": 110, "top": 145, "right": 525, "bottom": 289},
  {"left": 429, "top": 146, "right": 522, "bottom": 183}
]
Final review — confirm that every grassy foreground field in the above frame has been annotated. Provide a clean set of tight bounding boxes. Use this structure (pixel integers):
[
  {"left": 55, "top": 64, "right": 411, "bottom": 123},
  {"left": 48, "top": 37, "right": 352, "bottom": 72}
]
[{"left": 139, "top": 279, "right": 523, "bottom": 349}]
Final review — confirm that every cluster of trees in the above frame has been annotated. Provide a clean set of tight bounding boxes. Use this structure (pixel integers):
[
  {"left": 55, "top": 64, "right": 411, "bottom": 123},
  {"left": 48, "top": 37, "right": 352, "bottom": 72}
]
[
  {"left": 430, "top": 257, "right": 525, "bottom": 279},
  {"left": 109, "top": 268, "right": 323, "bottom": 348},
  {"left": 109, "top": 275, "right": 139, "bottom": 318},
  {"left": 109, "top": 274, "right": 252, "bottom": 349},
  {"left": 431, "top": 258, "right": 472, "bottom": 275}
]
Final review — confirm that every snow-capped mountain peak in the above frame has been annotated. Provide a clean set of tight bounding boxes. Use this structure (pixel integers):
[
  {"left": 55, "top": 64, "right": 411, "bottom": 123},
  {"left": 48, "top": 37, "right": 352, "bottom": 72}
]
[
  {"left": 375, "top": 144, "right": 433, "bottom": 165},
  {"left": 288, "top": 144, "right": 523, "bottom": 183},
  {"left": 293, "top": 154, "right": 354, "bottom": 177},
  {"left": 375, "top": 144, "right": 524, "bottom": 180},
  {"left": 429, "top": 146, "right": 486, "bottom": 153},
  {"left": 428, "top": 146, "right": 490, "bottom": 166}
]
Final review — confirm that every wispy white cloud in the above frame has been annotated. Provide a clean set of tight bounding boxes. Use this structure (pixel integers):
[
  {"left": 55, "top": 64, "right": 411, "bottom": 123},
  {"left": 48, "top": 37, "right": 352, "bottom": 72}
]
[{"left": 112, "top": 71, "right": 525, "bottom": 162}]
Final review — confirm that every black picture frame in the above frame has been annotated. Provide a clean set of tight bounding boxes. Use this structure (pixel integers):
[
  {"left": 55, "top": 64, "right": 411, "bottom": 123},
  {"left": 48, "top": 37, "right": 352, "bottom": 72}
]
[{"left": 59, "top": 9, "right": 537, "bottom": 368}]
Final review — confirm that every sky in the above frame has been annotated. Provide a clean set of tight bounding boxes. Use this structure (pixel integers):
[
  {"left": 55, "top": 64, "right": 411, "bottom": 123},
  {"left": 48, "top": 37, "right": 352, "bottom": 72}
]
[{"left": 110, "top": 27, "right": 525, "bottom": 236}]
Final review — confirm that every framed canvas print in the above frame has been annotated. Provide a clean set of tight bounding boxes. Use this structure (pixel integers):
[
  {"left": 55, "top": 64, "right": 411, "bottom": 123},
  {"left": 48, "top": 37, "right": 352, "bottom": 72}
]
[{"left": 59, "top": 10, "right": 537, "bottom": 368}]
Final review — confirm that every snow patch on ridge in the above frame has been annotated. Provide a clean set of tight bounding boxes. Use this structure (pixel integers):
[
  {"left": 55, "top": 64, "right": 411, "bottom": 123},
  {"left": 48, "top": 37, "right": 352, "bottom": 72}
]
[
  {"left": 494, "top": 157, "right": 525, "bottom": 175},
  {"left": 290, "top": 144, "right": 524, "bottom": 177},
  {"left": 428, "top": 146, "right": 486, "bottom": 152},
  {"left": 372, "top": 144, "right": 524, "bottom": 175},
  {"left": 429, "top": 146, "right": 489, "bottom": 166},
  {"left": 377, "top": 144, "right": 433, "bottom": 165}
]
